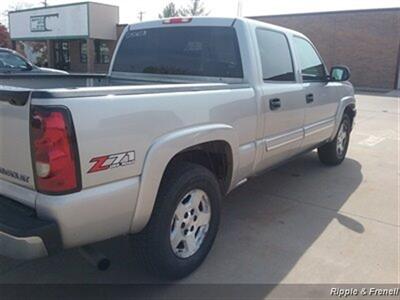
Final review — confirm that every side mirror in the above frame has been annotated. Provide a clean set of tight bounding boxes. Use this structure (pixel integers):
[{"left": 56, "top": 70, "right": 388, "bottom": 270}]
[{"left": 329, "top": 65, "right": 350, "bottom": 82}]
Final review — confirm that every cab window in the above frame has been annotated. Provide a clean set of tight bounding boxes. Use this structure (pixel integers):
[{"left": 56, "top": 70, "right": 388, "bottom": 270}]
[
  {"left": 113, "top": 26, "right": 243, "bottom": 78},
  {"left": 293, "top": 37, "right": 327, "bottom": 82},
  {"left": 256, "top": 29, "right": 295, "bottom": 82}
]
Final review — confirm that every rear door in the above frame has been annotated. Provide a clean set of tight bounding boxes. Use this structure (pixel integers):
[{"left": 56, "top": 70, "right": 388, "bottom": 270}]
[
  {"left": 0, "top": 89, "right": 35, "bottom": 189},
  {"left": 292, "top": 36, "right": 338, "bottom": 149},
  {"left": 255, "top": 28, "right": 305, "bottom": 170}
]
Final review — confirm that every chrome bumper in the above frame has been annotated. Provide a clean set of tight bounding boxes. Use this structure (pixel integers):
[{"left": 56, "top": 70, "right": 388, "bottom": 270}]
[
  {"left": 0, "top": 194, "right": 62, "bottom": 260},
  {"left": 0, "top": 231, "right": 48, "bottom": 260}
]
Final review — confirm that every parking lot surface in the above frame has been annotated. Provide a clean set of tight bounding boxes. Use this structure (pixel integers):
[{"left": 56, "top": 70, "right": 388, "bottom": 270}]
[{"left": 0, "top": 93, "right": 398, "bottom": 285}]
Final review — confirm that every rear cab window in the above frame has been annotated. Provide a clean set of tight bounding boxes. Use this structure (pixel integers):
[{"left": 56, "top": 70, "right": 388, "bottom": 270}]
[{"left": 112, "top": 26, "right": 243, "bottom": 79}]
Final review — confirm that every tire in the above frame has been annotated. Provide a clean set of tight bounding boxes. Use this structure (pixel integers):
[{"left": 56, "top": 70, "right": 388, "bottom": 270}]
[
  {"left": 133, "top": 162, "right": 221, "bottom": 279},
  {"left": 318, "top": 114, "right": 351, "bottom": 166}
]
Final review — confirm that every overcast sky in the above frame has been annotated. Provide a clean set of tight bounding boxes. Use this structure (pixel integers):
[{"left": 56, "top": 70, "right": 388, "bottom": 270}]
[{"left": 1, "top": 0, "right": 399, "bottom": 24}]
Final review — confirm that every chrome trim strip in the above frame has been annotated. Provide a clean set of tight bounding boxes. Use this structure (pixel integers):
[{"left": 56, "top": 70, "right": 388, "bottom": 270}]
[
  {"left": 304, "top": 117, "right": 335, "bottom": 137},
  {"left": 305, "top": 124, "right": 334, "bottom": 137},
  {"left": 266, "top": 128, "right": 304, "bottom": 151},
  {"left": 268, "top": 135, "right": 303, "bottom": 151},
  {"left": 32, "top": 83, "right": 252, "bottom": 99}
]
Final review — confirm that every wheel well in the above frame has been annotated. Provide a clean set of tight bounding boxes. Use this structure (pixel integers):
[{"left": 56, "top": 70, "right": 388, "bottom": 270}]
[
  {"left": 165, "top": 141, "right": 233, "bottom": 194},
  {"left": 344, "top": 104, "right": 356, "bottom": 130}
]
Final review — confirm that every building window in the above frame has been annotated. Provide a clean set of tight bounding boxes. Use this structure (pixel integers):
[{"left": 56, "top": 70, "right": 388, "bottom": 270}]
[
  {"left": 80, "top": 40, "right": 87, "bottom": 63},
  {"left": 54, "top": 41, "right": 70, "bottom": 70},
  {"left": 95, "top": 40, "right": 110, "bottom": 64}
]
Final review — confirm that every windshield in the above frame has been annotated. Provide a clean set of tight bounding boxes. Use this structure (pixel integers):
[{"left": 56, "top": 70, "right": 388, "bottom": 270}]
[{"left": 112, "top": 26, "right": 243, "bottom": 78}]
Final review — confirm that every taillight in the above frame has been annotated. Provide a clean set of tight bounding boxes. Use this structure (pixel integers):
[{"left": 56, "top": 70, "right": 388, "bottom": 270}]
[
  {"left": 162, "top": 17, "right": 192, "bottom": 24},
  {"left": 30, "top": 106, "right": 81, "bottom": 195}
]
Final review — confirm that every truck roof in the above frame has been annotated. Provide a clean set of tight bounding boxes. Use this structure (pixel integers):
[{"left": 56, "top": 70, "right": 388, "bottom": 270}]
[{"left": 128, "top": 16, "right": 306, "bottom": 38}]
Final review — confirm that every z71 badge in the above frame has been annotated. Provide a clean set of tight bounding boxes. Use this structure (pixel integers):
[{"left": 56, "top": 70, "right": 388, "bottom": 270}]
[{"left": 88, "top": 151, "right": 135, "bottom": 173}]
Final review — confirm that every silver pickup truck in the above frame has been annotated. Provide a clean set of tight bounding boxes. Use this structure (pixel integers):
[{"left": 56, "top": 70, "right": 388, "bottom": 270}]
[{"left": 0, "top": 17, "right": 356, "bottom": 279}]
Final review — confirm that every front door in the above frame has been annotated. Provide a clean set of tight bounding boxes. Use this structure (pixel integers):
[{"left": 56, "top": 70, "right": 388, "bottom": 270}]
[
  {"left": 255, "top": 28, "right": 305, "bottom": 171},
  {"left": 292, "top": 36, "right": 339, "bottom": 149},
  {"left": 54, "top": 41, "right": 70, "bottom": 71}
]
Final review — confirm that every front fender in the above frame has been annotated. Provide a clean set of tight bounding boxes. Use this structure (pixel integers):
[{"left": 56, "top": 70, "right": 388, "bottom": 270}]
[
  {"left": 130, "top": 124, "right": 239, "bottom": 233},
  {"left": 330, "top": 95, "right": 356, "bottom": 141}
]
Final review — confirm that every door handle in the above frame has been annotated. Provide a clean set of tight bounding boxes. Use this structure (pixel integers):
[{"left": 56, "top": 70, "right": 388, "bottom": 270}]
[
  {"left": 306, "top": 93, "right": 314, "bottom": 103},
  {"left": 269, "top": 98, "right": 281, "bottom": 110}
]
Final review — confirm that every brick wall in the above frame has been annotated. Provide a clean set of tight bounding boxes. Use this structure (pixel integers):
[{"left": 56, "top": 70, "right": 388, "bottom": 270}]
[
  {"left": 252, "top": 8, "right": 400, "bottom": 90},
  {"left": 69, "top": 40, "right": 87, "bottom": 73},
  {"left": 94, "top": 40, "right": 116, "bottom": 73},
  {"left": 68, "top": 39, "right": 117, "bottom": 73}
]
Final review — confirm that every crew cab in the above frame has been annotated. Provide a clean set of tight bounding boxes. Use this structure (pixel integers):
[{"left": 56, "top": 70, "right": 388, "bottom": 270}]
[{"left": 0, "top": 17, "right": 356, "bottom": 279}]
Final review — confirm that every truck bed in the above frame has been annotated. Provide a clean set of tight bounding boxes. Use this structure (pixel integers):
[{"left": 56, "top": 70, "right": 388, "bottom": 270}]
[
  {"left": 0, "top": 78, "right": 252, "bottom": 190},
  {"left": 0, "top": 80, "right": 248, "bottom": 107},
  {"left": 0, "top": 73, "right": 109, "bottom": 89},
  {"left": 0, "top": 71, "right": 242, "bottom": 89}
]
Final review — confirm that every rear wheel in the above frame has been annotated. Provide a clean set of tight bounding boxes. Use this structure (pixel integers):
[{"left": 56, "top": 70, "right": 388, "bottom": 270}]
[
  {"left": 134, "top": 162, "right": 221, "bottom": 279},
  {"left": 318, "top": 114, "right": 351, "bottom": 165}
]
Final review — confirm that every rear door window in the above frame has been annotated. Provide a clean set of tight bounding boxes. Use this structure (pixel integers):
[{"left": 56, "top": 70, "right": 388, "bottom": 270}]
[
  {"left": 256, "top": 29, "right": 295, "bottom": 82},
  {"left": 113, "top": 26, "right": 243, "bottom": 78}
]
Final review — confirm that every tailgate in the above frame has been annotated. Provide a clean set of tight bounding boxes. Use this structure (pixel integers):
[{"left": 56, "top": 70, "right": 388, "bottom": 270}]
[{"left": 0, "top": 87, "right": 35, "bottom": 189}]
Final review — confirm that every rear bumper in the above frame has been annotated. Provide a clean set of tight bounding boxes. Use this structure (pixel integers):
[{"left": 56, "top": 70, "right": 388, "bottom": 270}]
[
  {"left": 0, "top": 195, "right": 62, "bottom": 260},
  {"left": 36, "top": 176, "right": 140, "bottom": 249}
]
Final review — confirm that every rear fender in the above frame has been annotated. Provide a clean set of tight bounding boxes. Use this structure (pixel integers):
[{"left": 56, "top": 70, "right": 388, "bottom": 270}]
[{"left": 130, "top": 124, "right": 239, "bottom": 233}]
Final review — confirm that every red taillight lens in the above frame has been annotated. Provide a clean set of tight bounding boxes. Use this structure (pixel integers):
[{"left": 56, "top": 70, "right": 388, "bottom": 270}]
[
  {"left": 31, "top": 106, "right": 81, "bottom": 194},
  {"left": 162, "top": 17, "right": 192, "bottom": 24}
]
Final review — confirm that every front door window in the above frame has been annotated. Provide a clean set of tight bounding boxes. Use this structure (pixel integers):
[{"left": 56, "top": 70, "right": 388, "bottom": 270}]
[{"left": 293, "top": 37, "right": 327, "bottom": 82}]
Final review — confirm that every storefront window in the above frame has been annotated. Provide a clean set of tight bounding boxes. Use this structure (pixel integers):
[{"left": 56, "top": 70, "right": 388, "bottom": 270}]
[
  {"left": 80, "top": 40, "right": 87, "bottom": 63},
  {"left": 54, "top": 41, "right": 70, "bottom": 70},
  {"left": 95, "top": 40, "right": 110, "bottom": 64}
]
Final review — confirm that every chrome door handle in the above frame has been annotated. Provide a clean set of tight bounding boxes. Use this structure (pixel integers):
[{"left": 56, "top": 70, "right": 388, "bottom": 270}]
[
  {"left": 306, "top": 93, "right": 314, "bottom": 103},
  {"left": 269, "top": 98, "right": 281, "bottom": 110}
]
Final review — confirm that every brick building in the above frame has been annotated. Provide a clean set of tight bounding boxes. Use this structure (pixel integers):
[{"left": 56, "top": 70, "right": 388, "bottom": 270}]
[{"left": 251, "top": 8, "right": 400, "bottom": 90}]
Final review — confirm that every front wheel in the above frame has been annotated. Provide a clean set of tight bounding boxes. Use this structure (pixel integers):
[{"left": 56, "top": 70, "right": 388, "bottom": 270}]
[
  {"left": 318, "top": 114, "right": 351, "bottom": 165},
  {"left": 134, "top": 162, "right": 221, "bottom": 279}
]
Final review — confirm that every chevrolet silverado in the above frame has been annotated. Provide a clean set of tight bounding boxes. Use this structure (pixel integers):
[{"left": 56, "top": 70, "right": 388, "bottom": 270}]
[{"left": 0, "top": 17, "right": 356, "bottom": 279}]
